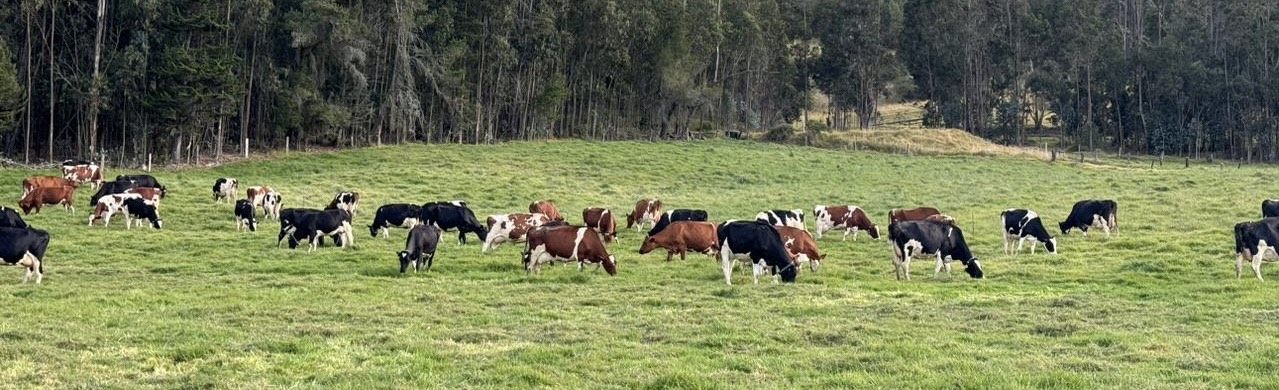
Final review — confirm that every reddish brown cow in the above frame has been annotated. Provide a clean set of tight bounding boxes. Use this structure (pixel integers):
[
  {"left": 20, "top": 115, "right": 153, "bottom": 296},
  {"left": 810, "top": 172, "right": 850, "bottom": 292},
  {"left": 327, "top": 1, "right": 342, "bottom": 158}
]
[
  {"left": 523, "top": 225, "right": 617, "bottom": 275},
  {"left": 482, "top": 212, "right": 550, "bottom": 252},
  {"left": 889, "top": 207, "right": 942, "bottom": 225},
  {"left": 813, "top": 205, "right": 880, "bottom": 241},
  {"left": 19, "top": 185, "right": 76, "bottom": 215},
  {"left": 925, "top": 214, "right": 956, "bottom": 224},
  {"left": 22, "top": 176, "right": 76, "bottom": 199},
  {"left": 529, "top": 200, "right": 563, "bottom": 221},
  {"left": 62, "top": 161, "right": 104, "bottom": 189},
  {"left": 583, "top": 207, "right": 618, "bottom": 242},
  {"left": 626, "top": 199, "right": 664, "bottom": 232},
  {"left": 775, "top": 226, "right": 826, "bottom": 272},
  {"left": 639, "top": 221, "right": 719, "bottom": 261}
]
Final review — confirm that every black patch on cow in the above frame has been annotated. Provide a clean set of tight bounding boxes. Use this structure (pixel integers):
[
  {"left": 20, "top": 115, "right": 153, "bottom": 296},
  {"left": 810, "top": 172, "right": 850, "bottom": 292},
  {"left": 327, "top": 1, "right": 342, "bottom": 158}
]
[
  {"left": 0, "top": 207, "right": 27, "bottom": 229},
  {"left": 285, "top": 209, "right": 352, "bottom": 249},
  {"left": 717, "top": 220, "right": 798, "bottom": 283},
  {"left": 418, "top": 203, "right": 487, "bottom": 245},
  {"left": 1002, "top": 209, "right": 1055, "bottom": 253},
  {"left": 122, "top": 198, "right": 162, "bottom": 229},
  {"left": 1263, "top": 200, "right": 1279, "bottom": 219},
  {"left": 0, "top": 227, "right": 50, "bottom": 279},
  {"left": 648, "top": 209, "right": 709, "bottom": 237}
]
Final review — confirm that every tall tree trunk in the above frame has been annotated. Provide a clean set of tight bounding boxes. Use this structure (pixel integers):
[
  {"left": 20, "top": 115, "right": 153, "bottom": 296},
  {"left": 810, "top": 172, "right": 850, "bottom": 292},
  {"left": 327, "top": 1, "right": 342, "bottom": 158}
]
[
  {"left": 24, "top": 3, "right": 32, "bottom": 163},
  {"left": 47, "top": 0, "right": 55, "bottom": 162},
  {"left": 87, "top": 0, "right": 106, "bottom": 155}
]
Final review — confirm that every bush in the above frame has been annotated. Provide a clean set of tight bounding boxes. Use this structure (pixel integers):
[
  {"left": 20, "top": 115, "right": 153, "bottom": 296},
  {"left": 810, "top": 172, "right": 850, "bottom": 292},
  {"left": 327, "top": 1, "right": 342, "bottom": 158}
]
[{"left": 762, "top": 125, "right": 795, "bottom": 143}]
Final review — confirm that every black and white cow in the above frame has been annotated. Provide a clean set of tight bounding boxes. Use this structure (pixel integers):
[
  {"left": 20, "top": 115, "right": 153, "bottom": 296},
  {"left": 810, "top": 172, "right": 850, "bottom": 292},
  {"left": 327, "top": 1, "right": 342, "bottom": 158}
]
[
  {"left": 756, "top": 209, "right": 806, "bottom": 230},
  {"left": 235, "top": 199, "right": 257, "bottom": 232},
  {"left": 262, "top": 191, "right": 283, "bottom": 220},
  {"left": 0, "top": 206, "right": 27, "bottom": 228},
  {"left": 213, "top": 178, "right": 238, "bottom": 203},
  {"left": 0, "top": 227, "right": 50, "bottom": 284},
  {"left": 369, "top": 203, "right": 422, "bottom": 238},
  {"left": 888, "top": 220, "right": 983, "bottom": 280},
  {"left": 717, "top": 220, "right": 798, "bottom": 285},
  {"left": 122, "top": 198, "right": 162, "bottom": 230},
  {"left": 277, "top": 208, "right": 324, "bottom": 247},
  {"left": 399, "top": 224, "right": 442, "bottom": 273},
  {"left": 89, "top": 179, "right": 138, "bottom": 206},
  {"left": 285, "top": 209, "right": 354, "bottom": 251},
  {"left": 1001, "top": 209, "right": 1057, "bottom": 255},
  {"left": 1234, "top": 218, "right": 1279, "bottom": 280},
  {"left": 327, "top": 191, "right": 361, "bottom": 215},
  {"left": 418, "top": 202, "right": 487, "bottom": 245},
  {"left": 647, "top": 209, "right": 710, "bottom": 237},
  {"left": 1263, "top": 200, "right": 1279, "bottom": 218},
  {"left": 1059, "top": 199, "right": 1118, "bottom": 237}
]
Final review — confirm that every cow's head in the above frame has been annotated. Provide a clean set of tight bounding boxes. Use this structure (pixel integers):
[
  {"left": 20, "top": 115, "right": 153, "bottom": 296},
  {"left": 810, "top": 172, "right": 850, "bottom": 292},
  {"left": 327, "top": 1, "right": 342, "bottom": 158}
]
[
  {"left": 17, "top": 198, "right": 34, "bottom": 215},
  {"left": 602, "top": 255, "right": 617, "bottom": 276},
  {"left": 778, "top": 262, "right": 798, "bottom": 283},
  {"left": 867, "top": 224, "right": 882, "bottom": 240},
  {"left": 639, "top": 236, "right": 660, "bottom": 254},
  {"left": 1058, "top": 221, "right": 1071, "bottom": 235},
  {"left": 398, "top": 251, "right": 416, "bottom": 274},
  {"left": 1044, "top": 238, "right": 1058, "bottom": 255},
  {"left": 963, "top": 258, "right": 984, "bottom": 279}
]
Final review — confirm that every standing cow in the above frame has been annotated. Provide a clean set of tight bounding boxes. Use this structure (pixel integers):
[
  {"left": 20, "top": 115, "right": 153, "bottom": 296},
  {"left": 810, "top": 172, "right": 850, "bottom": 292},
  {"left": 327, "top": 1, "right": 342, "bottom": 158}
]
[
  {"left": 19, "top": 185, "right": 76, "bottom": 214},
  {"left": 235, "top": 199, "right": 258, "bottom": 232},
  {"left": 419, "top": 202, "right": 488, "bottom": 245},
  {"left": 482, "top": 213, "right": 550, "bottom": 252},
  {"left": 888, "top": 220, "right": 983, "bottom": 281},
  {"left": 122, "top": 198, "right": 163, "bottom": 230},
  {"left": 648, "top": 209, "right": 709, "bottom": 237},
  {"left": 775, "top": 225, "right": 825, "bottom": 272},
  {"left": 1059, "top": 199, "right": 1118, "bottom": 237},
  {"left": 813, "top": 205, "right": 880, "bottom": 241},
  {"left": 213, "top": 178, "right": 238, "bottom": 203},
  {"left": 639, "top": 221, "right": 719, "bottom": 261},
  {"left": 582, "top": 207, "right": 618, "bottom": 242},
  {"left": 0, "top": 227, "right": 50, "bottom": 284},
  {"left": 61, "top": 160, "right": 103, "bottom": 189},
  {"left": 327, "top": 191, "right": 361, "bottom": 215},
  {"left": 756, "top": 209, "right": 806, "bottom": 231},
  {"left": 1001, "top": 209, "right": 1057, "bottom": 255},
  {"left": 626, "top": 199, "right": 664, "bottom": 232},
  {"left": 262, "top": 191, "right": 283, "bottom": 220},
  {"left": 369, "top": 204, "right": 422, "bottom": 238},
  {"left": 1235, "top": 218, "right": 1279, "bottom": 280},
  {"left": 529, "top": 200, "right": 564, "bottom": 221},
  {"left": 717, "top": 220, "right": 798, "bottom": 285},
  {"left": 399, "top": 224, "right": 442, "bottom": 273},
  {"left": 21, "top": 176, "right": 75, "bottom": 200},
  {"left": 522, "top": 225, "right": 617, "bottom": 276}
]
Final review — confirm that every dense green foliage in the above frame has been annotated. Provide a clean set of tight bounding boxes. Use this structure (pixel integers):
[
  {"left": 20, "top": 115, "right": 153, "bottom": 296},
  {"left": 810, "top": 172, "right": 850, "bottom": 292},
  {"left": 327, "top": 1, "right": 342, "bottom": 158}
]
[{"left": 0, "top": 140, "right": 1277, "bottom": 387}]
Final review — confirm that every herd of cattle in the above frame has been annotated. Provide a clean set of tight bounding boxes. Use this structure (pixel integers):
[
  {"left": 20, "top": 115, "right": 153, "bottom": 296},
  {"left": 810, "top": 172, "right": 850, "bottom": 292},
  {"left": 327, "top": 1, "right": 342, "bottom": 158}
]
[{"left": 3, "top": 160, "right": 1279, "bottom": 285}]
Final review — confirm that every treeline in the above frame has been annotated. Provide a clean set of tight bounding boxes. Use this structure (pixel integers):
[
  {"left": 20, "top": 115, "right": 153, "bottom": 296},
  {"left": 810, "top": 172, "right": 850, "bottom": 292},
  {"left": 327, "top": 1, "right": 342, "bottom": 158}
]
[{"left": 0, "top": 0, "right": 1275, "bottom": 164}]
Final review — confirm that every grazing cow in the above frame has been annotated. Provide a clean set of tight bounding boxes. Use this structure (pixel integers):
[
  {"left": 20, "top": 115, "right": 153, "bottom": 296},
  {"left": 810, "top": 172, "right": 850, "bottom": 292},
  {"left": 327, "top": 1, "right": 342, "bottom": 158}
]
[
  {"left": 717, "top": 220, "right": 798, "bottom": 285},
  {"left": 369, "top": 203, "right": 422, "bottom": 238},
  {"left": 522, "top": 225, "right": 617, "bottom": 276},
  {"left": 1059, "top": 199, "right": 1119, "bottom": 237},
  {"left": 285, "top": 209, "right": 354, "bottom": 251},
  {"left": 529, "top": 200, "right": 564, "bottom": 221},
  {"left": 888, "top": 220, "right": 983, "bottom": 281},
  {"left": 326, "top": 191, "right": 361, "bottom": 215},
  {"left": 418, "top": 202, "right": 488, "bottom": 245},
  {"left": 277, "top": 208, "right": 324, "bottom": 247},
  {"left": 482, "top": 213, "right": 550, "bottom": 252},
  {"left": 1263, "top": 200, "right": 1279, "bottom": 218},
  {"left": 235, "top": 199, "right": 257, "bottom": 232},
  {"left": 582, "top": 207, "right": 618, "bottom": 242},
  {"left": 756, "top": 209, "right": 806, "bottom": 230},
  {"left": 88, "top": 193, "right": 143, "bottom": 227},
  {"left": 213, "top": 178, "right": 238, "bottom": 203},
  {"left": 889, "top": 207, "right": 942, "bottom": 224},
  {"left": 21, "top": 176, "right": 75, "bottom": 199},
  {"left": 775, "top": 226, "right": 825, "bottom": 272},
  {"left": 246, "top": 186, "right": 273, "bottom": 210},
  {"left": 639, "top": 221, "right": 719, "bottom": 261},
  {"left": 19, "top": 185, "right": 76, "bottom": 215},
  {"left": 1001, "top": 209, "right": 1057, "bottom": 255},
  {"left": 116, "top": 175, "right": 164, "bottom": 193},
  {"left": 125, "top": 187, "right": 165, "bottom": 209},
  {"left": 89, "top": 179, "right": 137, "bottom": 206},
  {"left": 1235, "top": 218, "right": 1279, "bottom": 280},
  {"left": 262, "top": 191, "right": 283, "bottom": 220},
  {"left": 61, "top": 160, "right": 103, "bottom": 189},
  {"left": 399, "top": 224, "right": 442, "bottom": 273},
  {"left": 0, "top": 227, "right": 50, "bottom": 284},
  {"left": 626, "top": 199, "right": 664, "bottom": 232},
  {"left": 647, "top": 209, "right": 710, "bottom": 237},
  {"left": 813, "top": 205, "right": 880, "bottom": 241},
  {"left": 121, "top": 198, "right": 162, "bottom": 230},
  {"left": 0, "top": 207, "right": 27, "bottom": 228}
]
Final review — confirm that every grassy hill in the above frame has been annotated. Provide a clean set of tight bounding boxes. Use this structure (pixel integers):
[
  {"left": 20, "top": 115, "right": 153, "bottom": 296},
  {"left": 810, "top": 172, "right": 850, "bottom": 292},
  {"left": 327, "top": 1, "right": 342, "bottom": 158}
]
[{"left": 0, "top": 140, "right": 1276, "bottom": 388}]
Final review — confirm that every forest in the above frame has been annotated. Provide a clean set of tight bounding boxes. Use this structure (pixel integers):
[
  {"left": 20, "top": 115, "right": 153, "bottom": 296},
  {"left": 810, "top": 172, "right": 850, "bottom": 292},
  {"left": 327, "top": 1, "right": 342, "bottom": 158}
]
[{"left": 0, "top": 0, "right": 1275, "bottom": 164}]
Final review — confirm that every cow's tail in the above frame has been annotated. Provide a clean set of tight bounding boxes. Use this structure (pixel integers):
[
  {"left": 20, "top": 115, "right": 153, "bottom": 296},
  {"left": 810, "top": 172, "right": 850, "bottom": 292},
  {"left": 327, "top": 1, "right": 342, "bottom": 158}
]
[{"left": 1109, "top": 202, "right": 1119, "bottom": 235}]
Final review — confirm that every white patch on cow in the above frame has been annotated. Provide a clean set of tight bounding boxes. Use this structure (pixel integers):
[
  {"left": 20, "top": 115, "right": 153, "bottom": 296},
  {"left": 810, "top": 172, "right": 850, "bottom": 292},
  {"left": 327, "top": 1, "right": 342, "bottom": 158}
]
[
  {"left": 527, "top": 243, "right": 549, "bottom": 273},
  {"left": 483, "top": 215, "right": 514, "bottom": 253},
  {"left": 1240, "top": 239, "right": 1279, "bottom": 280},
  {"left": 18, "top": 252, "right": 40, "bottom": 284},
  {"left": 570, "top": 228, "right": 587, "bottom": 261}
]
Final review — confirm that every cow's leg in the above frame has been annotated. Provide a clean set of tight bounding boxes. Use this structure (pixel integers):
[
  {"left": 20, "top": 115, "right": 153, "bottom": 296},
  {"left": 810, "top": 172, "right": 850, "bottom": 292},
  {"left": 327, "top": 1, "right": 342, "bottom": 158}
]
[
  {"left": 933, "top": 252, "right": 945, "bottom": 278},
  {"left": 33, "top": 260, "right": 42, "bottom": 284},
  {"left": 309, "top": 232, "right": 320, "bottom": 252},
  {"left": 1253, "top": 256, "right": 1265, "bottom": 281},
  {"left": 1237, "top": 253, "right": 1245, "bottom": 279},
  {"left": 124, "top": 215, "right": 134, "bottom": 230},
  {"left": 720, "top": 248, "right": 734, "bottom": 285},
  {"left": 679, "top": 245, "right": 688, "bottom": 261},
  {"left": 751, "top": 261, "right": 764, "bottom": 284},
  {"left": 902, "top": 252, "right": 912, "bottom": 281},
  {"left": 457, "top": 231, "right": 466, "bottom": 246},
  {"left": 1029, "top": 239, "right": 1037, "bottom": 254},
  {"left": 943, "top": 256, "right": 953, "bottom": 274},
  {"left": 425, "top": 253, "right": 434, "bottom": 271}
]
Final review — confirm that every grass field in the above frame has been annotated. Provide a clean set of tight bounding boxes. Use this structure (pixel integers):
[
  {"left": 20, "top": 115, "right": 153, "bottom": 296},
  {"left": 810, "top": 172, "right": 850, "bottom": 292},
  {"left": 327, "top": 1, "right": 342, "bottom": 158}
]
[{"left": 1, "top": 139, "right": 1277, "bottom": 389}]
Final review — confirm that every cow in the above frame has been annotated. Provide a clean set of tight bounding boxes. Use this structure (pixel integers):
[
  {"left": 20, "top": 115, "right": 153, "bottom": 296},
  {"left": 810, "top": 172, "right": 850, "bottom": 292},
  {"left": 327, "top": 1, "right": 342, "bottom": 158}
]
[
  {"left": 369, "top": 203, "right": 422, "bottom": 238},
  {"left": 647, "top": 209, "right": 710, "bottom": 237},
  {"left": 0, "top": 207, "right": 27, "bottom": 228},
  {"left": 1001, "top": 209, "right": 1057, "bottom": 255},
  {"left": 327, "top": 191, "right": 361, "bottom": 215},
  {"left": 582, "top": 207, "right": 618, "bottom": 242},
  {"left": 1263, "top": 200, "right": 1279, "bottom": 218},
  {"left": 889, "top": 207, "right": 942, "bottom": 225},
  {"left": 121, "top": 198, "right": 162, "bottom": 230},
  {"left": 529, "top": 200, "right": 564, "bottom": 221},
  {"left": 418, "top": 202, "right": 488, "bottom": 245},
  {"left": 1059, "top": 199, "right": 1119, "bottom": 237},
  {"left": 813, "top": 205, "right": 880, "bottom": 241},
  {"left": 19, "top": 185, "right": 76, "bottom": 215},
  {"left": 0, "top": 227, "right": 50, "bottom": 284},
  {"left": 626, "top": 199, "right": 664, "bottom": 232},
  {"left": 284, "top": 209, "right": 354, "bottom": 251},
  {"left": 21, "top": 176, "right": 75, "bottom": 200},
  {"left": 888, "top": 220, "right": 983, "bottom": 281},
  {"left": 717, "top": 220, "right": 798, "bottom": 285},
  {"left": 756, "top": 209, "right": 806, "bottom": 230},
  {"left": 61, "top": 160, "right": 103, "bottom": 189},
  {"left": 235, "top": 199, "right": 257, "bottom": 232},
  {"left": 1235, "top": 218, "right": 1279, "bottom": 280},
  {"left": 522, "top": 225, "right": 617, "bottom": 276},
  {"left": 89, "top": 179, "right": 137, "bottom": 207},
  {"left": 246, "top": 186, "right": 273, "bottom": 211},
  {"left": 775, "top": 225, "right": 825, "bottom": 272},
  {"left": 116, "top": 175, "right": 164, "bottom": 192},
  {"left": 276, "top": 208, "right": 324, "bottom": 247},
  {"left": 638, "top": 221, "right": 719, "bottom": 261},
  {"left": 925, "top": 214, "right": 956, "bottom": 224},
  {"left": 482, "top": 213, "right": 550, "bottom": 252},
  {"left": 88, "top": 193, "right": 143, "bottom": 227},
  {"left": 262, "top": 191, "right": 283, "bottom": 220},
  {"left": 399, "top": 224, "right": 442, "bottom": 273},
  {"left": 213, "top": 178, "right": 238, "bottom": 203},
  {"left": 125, "top": 187, "right": 165, "bottom": 209}
]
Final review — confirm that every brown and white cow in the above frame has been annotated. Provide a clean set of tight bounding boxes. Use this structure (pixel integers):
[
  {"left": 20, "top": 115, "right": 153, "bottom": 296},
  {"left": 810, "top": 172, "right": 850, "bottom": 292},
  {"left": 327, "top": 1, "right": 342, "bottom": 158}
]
[
  {"left": 247, "top": 186, "right": 273, "bottom": 211},
  {"left": 626, "top": 199, "right": 664, "bottom": 232},
  {"left": 529, "top": 200, "right": 564, "bottom": 221},
  {"left": 522, "top": 225, "right": 617, "bottom": 276},
  {"left": 19, "top": 185, "right": 76, "bottom": 215},
  {"left": 125, "top": 187, "right": 166, "bottom": 209},
  {"left": 88, "top": 193, "right": 143, "bottom": 227},
  {"left": 775, "top": 225, "right": 825, "bottom": 272},
  {"left": 889, "top": 207, "right": 942, "bottom": 225},
  {"left": 638, "top": 221, "right": 719, "bottom": 261},
  {"left": 582, "top": 207, "right": 618, "bottom": 243},
  {"left": 482, "top": 212, "right": 550, "bottom": 252},
  {"left": 21, "top": 176, "right": 76, "bottom": 200},
  {"left": 925, "top": 214, "right": 956, "bottom": 224},
  {"left": 61, "top": 160, "right": 104, "bottom": 189},
  {"left": 813, "top": 205, "right": 880, "bottom": 241}
]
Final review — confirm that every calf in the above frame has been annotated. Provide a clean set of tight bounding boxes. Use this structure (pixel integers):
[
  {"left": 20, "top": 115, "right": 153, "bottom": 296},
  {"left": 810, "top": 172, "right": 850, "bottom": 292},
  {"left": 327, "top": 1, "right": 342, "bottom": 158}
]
[
  {"left": 582, "top": 207, "right": 618, "bottom": 242},
  {"left": 122, "top": 198, "right": 162, "bottom": 230},
  {"left": 522, "top": 225, "right": 617, "bottom": 276},
  {"left": 19, "top": 185, "right": 76, "bottom": 214},
  {"left": 399, "top": 225, "right": 442, "bottom": 273},
  {"left": 0, "top": 227, "right": 50, "bottom": 284},
  {"left": 813, "top": 205, "right": 880, "bottom": 241},
  {"left": 89, "top": 180, "right": 137, "bottom": 206},
  {"left": 639, "top": 221, "right": 719, "bottom": 261},
  {"left": 419, "top": 202, "right": 488, "bottom": 245},
  {"left": 88, "top": 193, "right": 143, "bottom": 227},
  {"left": 889, "top": 220, "right": 983, "bottom": 281},
  {"left": 213, "top": 178, "right": 238, "bottom": 203},
  {"left": 21, "top": 176, "right": 75, "bottom": 199},
  {"left": 1001, "top": 209, "right": 1057, "bottom": 255},
  {"left": 62, "top": 160, "right": 103, "bottom": 189},
  {"left": 0, "top": 207, "right": 27, "bottom": 228},
  {"left": 756, "top": 209, "right": 806, "bottom": 230},
  {"left": 327, "top": 191, "right": 361, "bottom": 215},
  {"left": 1235, "top": 218, "right": 1279, "bottom": 280},
  {"left": 285, "top": 209, "right": 354, "bottom": 252},
  {"left": 776, "top": 225, "right": 825, "bottom": 272},
  {"left": 529, "top": 200, "right": 564, "bottom": 221},
  {"left": 235, "top": 199, "right": 258, "bottom": 232},
  {"left": 1263, "top": 199, "right": 1279, "bottom": 218},
  {"left": 648, "top": 209, "right": 710, "bottom": 237},
  {"left": 889, "top": 207, "right": 942, "bottom": 225},
  {"left": 262, "top": 191, "right": 283, "bottom": 220},
  {"left": 1059, "top": 199, "right": 1118, "bottom": 237},
  {"left": 369, "top": 203, "right": 422, "bottom": 238},
  {"left": 717, "top": 220, "right": 798, "bottom": 285},
  {"left": 626, "top": 199, "right": 664, "bottom": 232},
  {"left": 482, "top": 213, "right": 550, "bottom": 252}
]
